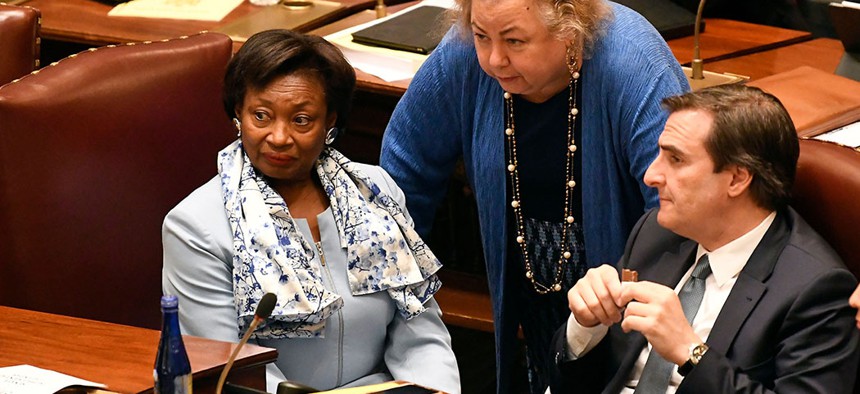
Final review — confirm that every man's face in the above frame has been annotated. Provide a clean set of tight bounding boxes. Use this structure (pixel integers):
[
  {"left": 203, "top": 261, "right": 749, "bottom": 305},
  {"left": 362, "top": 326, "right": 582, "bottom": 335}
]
[{"left": 643, "top": 109, "right": 736, "bottom": 243}]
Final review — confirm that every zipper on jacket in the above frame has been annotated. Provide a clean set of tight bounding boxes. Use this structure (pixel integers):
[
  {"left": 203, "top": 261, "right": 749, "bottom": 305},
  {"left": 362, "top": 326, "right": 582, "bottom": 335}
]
[
  {"left": 315, "top": 242, "right": 326, "bottom": 266},
  {"left": 316, "top": 241, "right": 344, "bottom": 386}
]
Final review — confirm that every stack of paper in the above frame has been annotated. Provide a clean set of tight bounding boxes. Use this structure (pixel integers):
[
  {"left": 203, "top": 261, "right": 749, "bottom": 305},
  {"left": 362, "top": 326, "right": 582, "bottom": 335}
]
[
  {"left": 108, "top": 0, "right": 244, "bottom": 22},
  {"left": 814, "top": 121, "right": 860, "bottom": 149}
]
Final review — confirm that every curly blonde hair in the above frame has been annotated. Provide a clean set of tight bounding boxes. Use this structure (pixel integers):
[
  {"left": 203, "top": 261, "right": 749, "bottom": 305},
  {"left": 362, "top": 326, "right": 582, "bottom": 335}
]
[{"left": 450, "top": 0, "right": 612, "bottom": 52}]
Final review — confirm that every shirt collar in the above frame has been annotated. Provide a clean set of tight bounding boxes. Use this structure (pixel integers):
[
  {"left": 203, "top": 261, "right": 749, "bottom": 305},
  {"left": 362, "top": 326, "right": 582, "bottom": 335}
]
[{"left": 695, "top": 211, "right": 777, "bottom": 287}]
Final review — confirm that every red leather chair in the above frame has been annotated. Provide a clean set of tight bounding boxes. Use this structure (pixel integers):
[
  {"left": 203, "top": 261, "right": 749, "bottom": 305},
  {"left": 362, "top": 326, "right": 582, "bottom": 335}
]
[
  {"left": 792, "top": 139, "right": 860, "bottom": 278},
  {"left": 0, "top": 32, "right": 236, "bottom": 329},
  {"left": 792, "top": 139, "right": 860, "bottom": 394},
  {"left": 0, "top": 3, "right": 40, "bottom": 86}
]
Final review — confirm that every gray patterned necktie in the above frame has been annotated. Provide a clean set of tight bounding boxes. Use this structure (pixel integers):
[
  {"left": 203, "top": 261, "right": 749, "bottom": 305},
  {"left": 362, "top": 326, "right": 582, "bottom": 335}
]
[{"left": 633, "top": 255, "right": 712, "bottom": 394}]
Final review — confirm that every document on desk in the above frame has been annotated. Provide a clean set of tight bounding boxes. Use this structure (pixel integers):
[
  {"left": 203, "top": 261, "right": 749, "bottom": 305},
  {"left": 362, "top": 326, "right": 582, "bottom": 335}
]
[
  {"left": 813, "top": 121, "right": 860, "bottom": 149},
  {"left": 108, "top": 0, "right": 243, "bottom": 22},
  {"left": 325, "top": 0, "right": 454, "bottom": 82},
  {"left": 0, "top": 364, "right": 106, "bottom": 394}
]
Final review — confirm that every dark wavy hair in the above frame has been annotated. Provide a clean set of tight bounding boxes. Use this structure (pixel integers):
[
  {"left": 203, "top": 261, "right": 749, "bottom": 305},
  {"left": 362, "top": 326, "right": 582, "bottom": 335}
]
[
  {"left": 222, "top": 29, "right": 356, "bottom": 129},
  {"left": 662, "top": 85, "right": 800, "bottom": 211}
]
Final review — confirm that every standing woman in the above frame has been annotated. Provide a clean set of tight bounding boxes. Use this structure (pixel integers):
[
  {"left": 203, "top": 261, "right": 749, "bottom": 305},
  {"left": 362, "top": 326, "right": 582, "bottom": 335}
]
[{"left": 380, "top": 0, "right": 688, "bottom": 392}]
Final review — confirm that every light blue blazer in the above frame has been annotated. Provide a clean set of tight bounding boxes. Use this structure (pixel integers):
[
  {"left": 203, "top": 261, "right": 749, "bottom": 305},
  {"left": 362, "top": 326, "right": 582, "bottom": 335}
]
[{"left": 162, "top": 163, "right": 460, "bottom": 393}]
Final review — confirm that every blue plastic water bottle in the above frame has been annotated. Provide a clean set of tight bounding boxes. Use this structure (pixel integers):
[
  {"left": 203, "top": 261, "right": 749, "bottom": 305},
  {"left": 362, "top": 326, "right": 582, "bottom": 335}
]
[{"left": 154, "top": 295, "right": 193, "bottom": 393}]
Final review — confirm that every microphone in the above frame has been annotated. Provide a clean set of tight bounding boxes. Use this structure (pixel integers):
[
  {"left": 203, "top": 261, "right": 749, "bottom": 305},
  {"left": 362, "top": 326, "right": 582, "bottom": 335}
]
[
  {"left": 215, "top": 292, "right": 278, "bottom": 394},
  {"left": 683, "top": 0, "right": 747, "bottom": 89}
]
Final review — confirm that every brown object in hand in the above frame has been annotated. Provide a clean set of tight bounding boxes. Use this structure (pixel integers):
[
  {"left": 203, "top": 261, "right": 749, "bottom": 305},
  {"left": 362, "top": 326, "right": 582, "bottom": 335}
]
[{"left": 622, "top": 269, "right": 638, "bottom": 282}]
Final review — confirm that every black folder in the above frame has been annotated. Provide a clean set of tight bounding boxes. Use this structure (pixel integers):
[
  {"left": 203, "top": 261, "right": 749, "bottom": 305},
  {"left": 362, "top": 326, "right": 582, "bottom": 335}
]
[
  {"left": 351, "top": 5, "right": 447, "bottom": 55},
  {"left": 614, "top": 0, "right": 700, "bottom": 40}
]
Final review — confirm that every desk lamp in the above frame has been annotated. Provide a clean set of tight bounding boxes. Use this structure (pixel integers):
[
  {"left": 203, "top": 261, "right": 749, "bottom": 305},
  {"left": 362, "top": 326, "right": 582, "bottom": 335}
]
[{"left": 682, "top": 0, "right": 747, "bottom": 90}]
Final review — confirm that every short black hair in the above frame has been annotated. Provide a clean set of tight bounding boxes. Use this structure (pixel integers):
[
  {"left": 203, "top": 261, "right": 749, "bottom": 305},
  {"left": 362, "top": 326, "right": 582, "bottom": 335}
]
[
  {"left": 223, "top": 29, "right": 356, "bottom": 129},
  {"left": 662, "top": 85, "right": 799, "bottom": 210}
]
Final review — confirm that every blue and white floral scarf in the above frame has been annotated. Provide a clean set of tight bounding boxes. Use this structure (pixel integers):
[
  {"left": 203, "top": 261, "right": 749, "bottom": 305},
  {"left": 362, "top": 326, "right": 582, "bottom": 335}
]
[{"left": 218, "top": 140, "right": 442, "bottom": 339}]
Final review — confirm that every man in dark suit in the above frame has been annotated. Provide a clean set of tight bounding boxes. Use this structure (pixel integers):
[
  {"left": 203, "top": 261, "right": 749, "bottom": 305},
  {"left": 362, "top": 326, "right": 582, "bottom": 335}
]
[{"left": 550, "top": 85, "right": 860, "bottom": 393}]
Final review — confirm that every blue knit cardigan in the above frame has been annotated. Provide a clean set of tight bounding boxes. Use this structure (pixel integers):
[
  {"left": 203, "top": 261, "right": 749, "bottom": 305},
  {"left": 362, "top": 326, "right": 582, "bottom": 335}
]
[{"left": 380, "top": 3, "right": 690, "bottom": 391}]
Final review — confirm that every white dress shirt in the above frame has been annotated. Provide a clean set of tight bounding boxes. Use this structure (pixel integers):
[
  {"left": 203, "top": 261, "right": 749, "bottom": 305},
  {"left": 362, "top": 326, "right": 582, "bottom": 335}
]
[{"left": 564, "top": 211, "right": 776, "bottom": 393}]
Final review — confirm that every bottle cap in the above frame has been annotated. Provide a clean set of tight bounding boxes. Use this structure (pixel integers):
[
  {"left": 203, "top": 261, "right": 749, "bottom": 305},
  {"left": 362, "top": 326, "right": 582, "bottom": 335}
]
[{"left": 161, "top": 294, "right": 179, "bottom": 309}]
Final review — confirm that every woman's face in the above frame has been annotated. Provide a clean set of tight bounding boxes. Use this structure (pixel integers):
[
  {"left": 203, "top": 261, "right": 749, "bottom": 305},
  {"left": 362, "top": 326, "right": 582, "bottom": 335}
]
[
  {"left": 237, "top": 72, "right": 334, "bottom": 188},
  {"left": 471, "top": 0, "right": 570, "bottom": 103}
]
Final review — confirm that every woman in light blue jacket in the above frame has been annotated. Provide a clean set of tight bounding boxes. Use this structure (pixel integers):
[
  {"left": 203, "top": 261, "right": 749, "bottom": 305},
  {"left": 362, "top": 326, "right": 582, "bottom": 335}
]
[{"left": 162, "top": 29, "right": 459, "bottom": 394}]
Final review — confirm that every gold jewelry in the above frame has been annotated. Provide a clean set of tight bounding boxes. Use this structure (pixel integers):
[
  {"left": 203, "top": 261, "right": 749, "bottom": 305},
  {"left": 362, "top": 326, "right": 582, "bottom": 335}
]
[
  {"left": 504, "top": 58, "right": 580, "bottom": 295},
  {"left": 678, "top": 343, "right": 709, "bottom": 376}
]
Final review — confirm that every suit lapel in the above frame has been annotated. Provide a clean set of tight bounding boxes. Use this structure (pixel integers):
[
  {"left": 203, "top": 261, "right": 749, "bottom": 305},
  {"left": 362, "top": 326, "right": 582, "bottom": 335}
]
[
  {"left": 706, "top": 212, "right": 790, "bottom": 355},
  {"left": 638, "top": 239, "right": 698, "bottom": 288}
]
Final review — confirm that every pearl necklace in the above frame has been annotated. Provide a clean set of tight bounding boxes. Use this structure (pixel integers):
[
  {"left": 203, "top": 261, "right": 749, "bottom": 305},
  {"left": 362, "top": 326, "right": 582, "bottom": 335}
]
[{"left": 504, "top": 68, "right": 580, "bottom": 295}]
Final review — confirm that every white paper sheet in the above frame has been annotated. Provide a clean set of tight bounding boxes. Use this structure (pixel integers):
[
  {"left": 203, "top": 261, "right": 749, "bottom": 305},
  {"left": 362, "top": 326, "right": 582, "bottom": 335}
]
[
  {"left": 813, "top": 120, "right": 860, "bottom": 148},
  {"left": 0, "top": 365, "right": 106, "bottom": 394},
  {"left": 325, "top": 0, "right": 454, "bottom": 82},
  {"left": 108, "top": 0, "right": 244, "bottom": 22}
]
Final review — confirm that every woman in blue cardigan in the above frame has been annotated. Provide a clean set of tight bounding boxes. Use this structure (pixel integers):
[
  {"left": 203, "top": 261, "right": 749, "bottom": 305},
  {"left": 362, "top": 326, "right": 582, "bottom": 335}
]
[{"left": 380, "top": 0, "right": 689, "bottom": 392}]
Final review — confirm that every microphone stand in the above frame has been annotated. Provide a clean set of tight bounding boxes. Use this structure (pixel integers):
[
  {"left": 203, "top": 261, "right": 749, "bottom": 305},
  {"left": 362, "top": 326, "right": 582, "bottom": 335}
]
[
  {"left": 375, "top": 0, "right": 387, "bottom": 18},
  {"left": 683, "top": 0, "right": 748, "bottom": 90},
  {"left": 216, "top": 317, "right": 267, "bottom": 394},
  {"left": 691, "top": 0, "right": 706, "bottom": 80},
  {"left": 214, "top": 293, "right": 284, "bottom": 394},
  {"left": 212, "top": 293, "right": 318, "bottom": 394}
]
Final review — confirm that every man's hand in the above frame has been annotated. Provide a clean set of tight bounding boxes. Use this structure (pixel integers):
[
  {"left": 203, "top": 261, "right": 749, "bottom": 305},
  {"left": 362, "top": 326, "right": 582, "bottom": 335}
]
[
  {"left": 849, "top": 284, "right": 860, "bottom": 330},
  {"left": 618, "top": 282, "right": 702, "bottom": 365},
  {"left": 619, "top": 281, "right": 702, "bottom": 365},
  {"left": 567, "top": 264, "right": 624, "bottom": 328}
]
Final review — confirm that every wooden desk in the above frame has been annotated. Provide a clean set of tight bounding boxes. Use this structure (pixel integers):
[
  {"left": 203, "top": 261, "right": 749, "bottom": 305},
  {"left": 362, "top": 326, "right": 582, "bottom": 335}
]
[
  {"left": 433, "top": 271, "right": 494, "bottom": 333},
  {"left": 0, "top": 306, "right": 277, "bottom": 394},
  {"left": 666, "top": 18, "right": 812, "bottom": 65},
  {"left": 25, "top": 0, "right": 812, "bottom": 95},
  {"left": 704, "top": 38, "right": 845, "bottom": 82},
  {"left": 23, "top": 0, "right": 378, "bottom": 52}
]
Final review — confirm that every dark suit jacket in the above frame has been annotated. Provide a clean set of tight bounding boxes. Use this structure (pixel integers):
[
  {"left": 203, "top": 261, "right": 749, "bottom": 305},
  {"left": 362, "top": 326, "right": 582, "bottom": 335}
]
[{"left": 550, "top": 207, "right": 860, "bottom": 393}]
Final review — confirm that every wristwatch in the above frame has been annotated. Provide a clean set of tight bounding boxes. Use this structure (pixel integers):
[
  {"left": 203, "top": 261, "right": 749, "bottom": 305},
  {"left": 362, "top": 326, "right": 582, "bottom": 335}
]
[{"left": 678, "top": 343, "right": 709, "bottom": 376}]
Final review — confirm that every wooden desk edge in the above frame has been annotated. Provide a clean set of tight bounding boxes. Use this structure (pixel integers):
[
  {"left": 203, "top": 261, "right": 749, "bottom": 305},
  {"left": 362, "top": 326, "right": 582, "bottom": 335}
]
[
  {"left": 184, "top": 335, "right": 278, "bottom": 382},
  {"left": 0, "top": 306, "right": 277, "bottom": 393},
  {"left": 435, "top": 284, "right": 494, "bottom": 333}
]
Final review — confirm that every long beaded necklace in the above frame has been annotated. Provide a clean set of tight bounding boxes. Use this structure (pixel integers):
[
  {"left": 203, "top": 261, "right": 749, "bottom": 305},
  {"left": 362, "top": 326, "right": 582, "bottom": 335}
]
[{"left": 504, "top": 61, "right": 580, "bottom": 295}]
